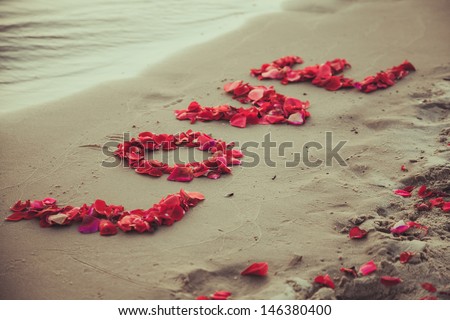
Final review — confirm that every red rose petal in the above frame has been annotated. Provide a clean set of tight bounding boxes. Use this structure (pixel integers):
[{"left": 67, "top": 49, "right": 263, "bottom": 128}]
[
  {"left": 314, "top": 274, "right": 335, "bottom": 289},
  {"left": 211, "top": 291, "right": 232, "bottom": 300},
  {"left": 42, "top": 197, "right": 57, "bottom": 205},
  {"left": 420, "top": 296, "right": 438, "bottom": 300},
  {"left": 223, "top": 80, "right": 243, "bottom": 93},
  {"left": 5, "top": 211, "right": 28, "bottom": 221},
  {"left": 359, "top": 260, "right": 377, "bottom": 276},
  {"left": 10, "top": 200, "right": 30, "bottom": 212},
  {"left": 349, "top": 226, "right": 368, "bottom": 239},
  {"left": 421, "top": 283, "right": 437, "bottom": 293},
  {"left": 429, "top": 197, "right": 444, "bottom": 207},
  {"left": 380, "top": 276, "right": 402, "bottom": 286},
  {"left": 394, "top": 189, "right": 412, "bottom": 197},
  {"left": 240, "top": 262, "right": 269, "bottom": 276},
  {"left": 99, "top": 220, "right": 118, "bottom": 236},
  {"left": 390, "top": 220, "right": 410, "bottom": 234},
  {"left": 167, "top": 166, "right": 194, "bottom": 182},
  {"left": 230, "top": 113, "right": 247, "bottom": 128},
  {"left": 442, "top": 202, "right": 450, "bottom": 212},
  {"left": 196, "top": 296, "right": 209, "bottom": 300},
  {"left": 399, "top": 251, "right": 414, "bottom": 264}
]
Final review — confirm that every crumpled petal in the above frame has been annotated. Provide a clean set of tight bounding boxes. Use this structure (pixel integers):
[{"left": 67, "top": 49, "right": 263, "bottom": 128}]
[
  {"left": 349, "top": 226, "right": 368, "bottom": 239},
  {"left": 314, "top": 274, "right": 335, "bottom": 289},
  {"left": 241, "top": 262, "right": 269, "bottom": 276},
  {"left": 399, "top": 251, "right": 414, "bottom": 264}
]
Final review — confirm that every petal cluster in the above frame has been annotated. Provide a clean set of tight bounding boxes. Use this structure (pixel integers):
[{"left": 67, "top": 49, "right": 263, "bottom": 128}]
[
  {"left": 175, "top": 81, "right": 310, "bottom": 128},
  {"left": 6, "top": 190, "right": 205, "bottom": 236},
  {"left": 251, "top": 56, "right": 415, "bottom": 93},
  {"left": 114, "top": 130, "right": 243, "bottom": 181},
  {"left": 354, "top": 61, "right": 416, "bottom": 93},
  {"left": 251, "top": 56, "right": 353, "bottom": 90}
]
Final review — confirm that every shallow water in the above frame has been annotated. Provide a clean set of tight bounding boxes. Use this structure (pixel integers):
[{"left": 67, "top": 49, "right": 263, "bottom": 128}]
[{"left": 0, "top": 0, "right": 280, "bottom": 112}]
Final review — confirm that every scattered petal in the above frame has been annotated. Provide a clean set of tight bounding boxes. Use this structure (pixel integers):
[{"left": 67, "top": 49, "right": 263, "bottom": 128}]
[
  {"left": 380, "top": 276, "right": 402, "bottom": 286},
  {"left": 314, "top": 274, "right": 335, "bottom": 289},
  {"left": 399, "top": 251, "right": 414, "bottom": 264},
  {"left": 442, "top": 202, "right": 450, "bottom": 213},
  {"left": 421, "top": 283, "right": 437, "bottom": 293},
  {"left": 211, "top": 291, "right": 232, "bottom": 300},
  {"left": 359, "top": 260, "right": 377, "bottom": 276},
  {"left": 241, "top": 262, "right": 269, "bottom": 276},
  {"left": 349, "top": 226, "right": 368, "bottom": 239},
  {"left": 394, "top": 189, "right": 412, "bottom": 197},
  {"left": 390, "top": 220, "right": 410, "bottom": 234},
  {"left": 420, "top": 296, "right": 438, "bottom": 300}
]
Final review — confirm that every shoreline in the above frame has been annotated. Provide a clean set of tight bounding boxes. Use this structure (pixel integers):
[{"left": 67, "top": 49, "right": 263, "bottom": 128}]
[
  {"left": 1, "top": 0, "right": 449, "bottom": 299},
  {"left": 0, "top": 1, "right": 281, "bottom": 114}
]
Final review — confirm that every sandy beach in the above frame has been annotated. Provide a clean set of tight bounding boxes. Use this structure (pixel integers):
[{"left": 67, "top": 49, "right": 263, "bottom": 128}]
[{"left": 1, "top": 0, "right": 449, "bottom": 300}]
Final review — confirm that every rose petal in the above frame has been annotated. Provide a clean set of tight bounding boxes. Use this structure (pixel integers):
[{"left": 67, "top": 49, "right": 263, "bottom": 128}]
[
  {"left": 78, "top": 215, "right": 100, "bottom": 234},
  {"left": 230, "top": 113, "right": 247, "bottom": 128},
  {"left": 314, "top": 274, "right": 335, "bottom": 289},
  {"left": 167, "top": 166, "right": 194, "bottom": 182},
  {"left": 390, "top": 220, "right": 410, "bottom": 234},
  {"left": 442, "top": 202, "right": 450, "bottom": 213},
  {"left": 47, "top": 213, "right": 69, "bottom": 225},
  {"left": 349, "top": 226, "right": 368, "bottom": 239},
  {"left": 380, "top": 276, "right": 402, "bottom": 286},
  {"left": 211, "top": 291, "right": 232, "bottom": 300},
  {"left": 42, "top": 197, "right": 57, "bottom": 205},
  {"left": 99, "top": 220, "right": 118, "bottom": 236},
  {"left": 421, "top": 283, "right": 437, "bottom": 293},
  {"left": 223, "top": 81, "right": 243, "bottom": 93},
  {"left": 359, "top": 260, "right": 377, "bottom": 276},
  {"left": 394, "top": 189, "right": 412, "bottom": 197},
  {"left": 5, "top": 211, "right": 28, "bottom": 221},
  {"left": 420, "top": 296, "right": 438, "bottom": 300},
  {"left": 241, "top": 262, "right": 269, "bottom": 276},
  {"left": 399, "top": 251, "right": 414, "bottom": 264},
  {"left": 286, "top": 112, "right": 304, "bottom": 126}
]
